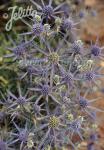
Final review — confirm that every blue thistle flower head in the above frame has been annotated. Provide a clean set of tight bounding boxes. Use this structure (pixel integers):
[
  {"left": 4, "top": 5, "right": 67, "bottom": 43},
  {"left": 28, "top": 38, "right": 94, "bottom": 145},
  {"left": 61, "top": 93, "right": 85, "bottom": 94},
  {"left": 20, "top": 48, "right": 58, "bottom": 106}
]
[
  {"left": 18, "top": 130, "right": 28, "bottom": 143},
  {"left": 72, "top": 40, "right": 83, "bottom": 54},
  {"left": 32, "top": 23, "right": 44, "bottom": 36},
  {"left": 62, "top": 19, "right": 74, "bottom": 30},
  {"left": 90, "top": 39, "right": 104, "bottom": 60},
  {"left": 79, "top": 10, "right": 85, "bottom": 18},
  {"left": 91, "top": 45, "right": 101, "bottom": 57},
  {"left": 42, "top": 5, "right": 54, "bottom": 17},
  {"left": 5, "top": 40, "right": 32, "bottom": 60},
  {"left": 89, "top": 133, "right": 98, "bottom": 142},
  {"left": 70, "top": 120, "right": 81, "bottom": 132},
  {"left": 91, "top": 10, "right": 97, "bottom": 17},
  {"left": 30, "top": 0, "right": 65, "bottom": 20},
  {"left": 79, "top": 97, "right": 88, "bottom": 108},
  {"left": 62, "top": 72, "right": 73, "bottom": 83},
  {"left": 17, "top": 96, "right": 27, "bottom": 105},
  {"left": 84, "top": 71, "right": 95, "bottom": 81},
  {"left": 41, "top": 84, "right": 50, "bottom": 96}
]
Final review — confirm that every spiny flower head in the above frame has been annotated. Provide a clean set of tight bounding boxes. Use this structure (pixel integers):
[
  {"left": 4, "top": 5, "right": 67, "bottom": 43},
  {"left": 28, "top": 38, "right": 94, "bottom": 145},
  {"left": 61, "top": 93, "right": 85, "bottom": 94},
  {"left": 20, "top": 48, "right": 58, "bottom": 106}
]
[
  {"left": 49, "top": 116, "right": 59, "bottom": 128},
  {"left": 30, "top": 0, "right": 65, "bottom": 21},
  {"left": 62, "top": 19, "right": 75, "bottom": 31},
  {"left": 71, "top": 40, "right": 83, "bottom": 54},
  {"left": 13, "top": 45, "right": 25, "bottom": 56},
  {"left": 91, "top": 45, "right": 101, "bottom": 57},
  {"left": 42, "top": 5, "right": 54, "bottom": 17},
  {"left": 18, "top": 130, "right": 28, "bottom": 143},
  {"left": 70, "top": 120, "right": 81, "bottom": 131},
  {"left": 79, "top": 10, "right": 85, "bottom": 18},
  {"left": 63, "top": 72, "right": 73, "bottom": 83},
  {"left": 79, "top": 97, "right": 88, "bottom": 108},
  {"left": 84, "top": 71, "right": 95, "bottom": 81},
  {"left": 90, "top": 39, "right": 104, "bottom": 60},
  {"left": 32, "top": 23, "right": 44, "bottom": 36},
  {"left": 17, "top": 96, "right": 27, "bottom": 105},
  {"left": 41, "top": 84, "right": 50, "bottom": 96},
  {"left": 67, "top": 113, "right": 74, "bottom": 121},
  {"left": 5, "top": 40, "right": 31, "bottom": 60},
  {"left": 49, "top": 52, "right": 59, "bottom": 64}
]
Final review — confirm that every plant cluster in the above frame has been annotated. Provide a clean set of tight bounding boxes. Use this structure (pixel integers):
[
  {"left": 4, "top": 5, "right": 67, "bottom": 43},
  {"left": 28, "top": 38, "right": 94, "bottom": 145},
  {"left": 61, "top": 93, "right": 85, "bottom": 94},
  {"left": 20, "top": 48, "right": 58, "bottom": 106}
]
[{"left": 0, "top": 0, "right": 104, "bottom": 150}]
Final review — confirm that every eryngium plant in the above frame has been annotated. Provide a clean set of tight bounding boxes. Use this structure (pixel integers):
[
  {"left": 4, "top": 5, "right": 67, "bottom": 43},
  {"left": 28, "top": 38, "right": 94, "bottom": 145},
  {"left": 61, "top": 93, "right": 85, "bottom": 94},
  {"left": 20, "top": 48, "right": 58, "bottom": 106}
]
[{"left": 0, "top": 0, "right": 103, "bottom": 150}]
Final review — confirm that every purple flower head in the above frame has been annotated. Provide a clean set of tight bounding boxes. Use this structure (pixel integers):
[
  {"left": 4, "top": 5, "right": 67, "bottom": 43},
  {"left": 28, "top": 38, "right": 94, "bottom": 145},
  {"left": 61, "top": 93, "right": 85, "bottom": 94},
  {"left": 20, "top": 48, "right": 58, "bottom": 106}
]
[
  {"left": 7, "top": 85, "right": 34, "bottom": 111},
  {"left": 62, "top": 19, "right": 74, "bottom": 30},
  {"left": 63, "top": 72, "right": 73, "bottom": 83},
  {"left": 91, "top": 45, "right": 101, "bottom": 57},
  {"left": 71, "top": 40, "right": 83, "bottom": 54},
  {"left": 30, "top": 0, "right": 65, "bottom": 19},
  {"left": 21, "top": 64, "right": 49, "bottom": 80},
  {"left": 76, "top": 90, "right": 104, "bottom": 118},
  {"left": 17, "top": 96, "right": 27, "bottom": 105},
  {"left": 59, "top": 64, "right": 79, "bottom": 90},
  {"left": 91, "top": 10, "right": 97, "bottom": 17},
  {"left": 10, "top": 122, "right": 31, "bottom": 149},
  {"left": 42, "top": 5, "right": 54, "bottom": 17},
  {"left": 81, "top": 66, "right": 104, "bottom": 87},
  {"left": 33, "top": 95, "right": 46, "bottom": 117},
  {"left": 81, "top": 67, "right": 104, "bottom": 88},
  {"left": 90, "top": 39, "right": 104, "bottom": 61},
  {"left": 5, "top": 40, "right": 31, "bottom": 60},
  {"left": 70, "top": 120, "right": 81, "bottom": 131},
  {"left": 33, "top": 111, "right": 70, "bottom": 149},
  {"left": 19, "top": 22, "right": 45, "bottom": 40},
  {"left": 79, "top": 10, "right": 85, "bottom": 18},
  {"left": 40, "top": 84, "right": 50, "bottom": 96},
  {"left": 89, "top": 133, "right": 98, "bottom": 142},
  {"left": 32, "top": 23, "right": 44, "bottom": 36},
  {"left": 84, "top": 71, "right": 95, "bottom": 81},
  {"left": 29, "top": 82, "right": 61, "bottom": 105},
  {"left": 13, "top": 46, "right": 25, "bottom": 56},
  {"left": 8, "top": 90, "right": 27, "bottom": 106},
  {"left": 79, "top": 97, "right": 89, "bottom": 108},
  {"left": 18, "top": 130, "right": 28, "bottom": 143},
  {"left": 67, "top": 118, "right": 83, "bottom": 140}
]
